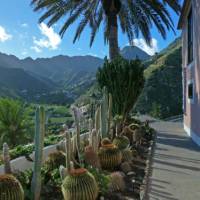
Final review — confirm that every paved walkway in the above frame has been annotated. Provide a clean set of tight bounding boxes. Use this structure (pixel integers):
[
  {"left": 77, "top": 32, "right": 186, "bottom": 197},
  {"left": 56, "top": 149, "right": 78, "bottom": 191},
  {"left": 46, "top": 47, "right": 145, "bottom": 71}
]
[{"left": 148, "top": 121, "right": 200, "bottom": 200}]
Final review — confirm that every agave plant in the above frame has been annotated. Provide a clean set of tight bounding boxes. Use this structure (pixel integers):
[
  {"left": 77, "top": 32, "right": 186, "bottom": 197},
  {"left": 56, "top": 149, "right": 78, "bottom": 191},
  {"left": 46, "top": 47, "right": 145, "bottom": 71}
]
[{"left": 31, "top": 0, "right": 180, "bottom": 60}]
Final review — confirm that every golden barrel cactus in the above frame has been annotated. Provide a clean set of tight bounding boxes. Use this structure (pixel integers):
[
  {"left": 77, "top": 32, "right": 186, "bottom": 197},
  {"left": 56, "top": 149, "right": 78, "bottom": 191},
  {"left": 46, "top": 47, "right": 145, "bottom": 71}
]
[
  {"left": 98, "top": 144, "right": 122, "bottom": 170},
  {"left": 0, "top": 174, "right": 24, "bottom": 200},
  {"left": 62, "top": 168, "right": 98, "bottom": 200}
]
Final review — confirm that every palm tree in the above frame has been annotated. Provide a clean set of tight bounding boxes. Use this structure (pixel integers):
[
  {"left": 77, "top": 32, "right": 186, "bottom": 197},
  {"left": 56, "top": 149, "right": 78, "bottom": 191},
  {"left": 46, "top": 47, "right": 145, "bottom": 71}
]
[
  {"left": 0, "top": 98, "right": 31, "bottom": 147},
  {"left": 31, "top": 0, "right": 181, "bottom": 60}
]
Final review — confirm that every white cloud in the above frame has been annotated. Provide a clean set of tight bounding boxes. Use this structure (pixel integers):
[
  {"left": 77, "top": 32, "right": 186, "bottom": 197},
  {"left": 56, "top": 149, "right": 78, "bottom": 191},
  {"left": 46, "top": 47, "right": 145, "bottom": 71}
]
[
  {"left": 31, "top": 46, "right": 42, "bottom": 53},
  {"left": 0, "top": 26, "right": 12, "bottom": 42},
  {"left": 21, "top": 51, "right": 28, "bottom": 56},
  {"left": 132, "top": 38, "right": 158, "bottom": 56},
  {"left": 21, "top": 23, "right": 28, "bottom": 28},
  {"left": 33, "top": 23, "right": 61, "bottom": 52}
]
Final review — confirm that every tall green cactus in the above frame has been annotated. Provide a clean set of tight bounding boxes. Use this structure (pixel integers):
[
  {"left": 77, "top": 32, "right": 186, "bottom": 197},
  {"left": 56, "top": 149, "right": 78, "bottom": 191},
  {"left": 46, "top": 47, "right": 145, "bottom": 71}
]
[
  {"left": 72, "top": 107, "right": 80, "bottom": 153},
  {"left": 31, "top": 106, "right": 45, "bottom": 200},
  {"left": 107, "top": 93, "right": 113, "bottom": 135},
  {"left": 3, "top": 143, "right": 11, "bottom": 174},
  {"left": 91, "top": 129, "right": 99, "bottom": 152},
  {"left": 100, "top": 87, "right": 108, "bottom": 138},
  {"left": 65, "top": 131, "right": 71, "bottom": 172},
  {"left": 95, "top": 106, "right": 100, "bottom": 133}
]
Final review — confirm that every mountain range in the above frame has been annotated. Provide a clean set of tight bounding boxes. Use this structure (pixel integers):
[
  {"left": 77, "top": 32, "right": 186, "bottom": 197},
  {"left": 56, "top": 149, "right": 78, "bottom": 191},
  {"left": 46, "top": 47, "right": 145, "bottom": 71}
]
[{"left": 0, "top": 45, "right": 150, "bottom": 103}]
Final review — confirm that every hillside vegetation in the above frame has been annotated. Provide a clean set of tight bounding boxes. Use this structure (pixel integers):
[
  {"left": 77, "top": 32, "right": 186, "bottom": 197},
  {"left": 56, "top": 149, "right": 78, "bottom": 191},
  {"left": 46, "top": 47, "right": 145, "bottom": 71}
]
[
  {"left": 76, "top": 38, "right": 182, "bottom": 119},
  {"left": 135, "top": 38, "right": 182, "bottom": 119}
]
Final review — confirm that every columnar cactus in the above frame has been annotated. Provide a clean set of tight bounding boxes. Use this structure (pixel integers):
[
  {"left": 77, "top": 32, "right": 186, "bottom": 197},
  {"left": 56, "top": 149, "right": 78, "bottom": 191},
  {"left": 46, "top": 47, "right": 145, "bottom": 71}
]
[
  {"left": 65, "top": 131, "right": 71, "bottom": 172},
  {"left": 100, "top": 87, "right": 108, "bottom": 138},
  {"left": 91, "top": 129, "right": 99, "bottom": 152},
  {"left": 98, "top": 143, "right": 122, "bottom": 170},
  {"left": 59, "top": 165, "right": 67, "bottom": 181},
  {"left": 107, "top": 93, "right": 113, "bottom": 135},
  {"left": 61, "top": 168, "right": 98, "bottom": 200},
  {"left": 84, "top": 145, "right": 101, "bottom": 169},
  {"left": 72, "top": 106, "right": 81, "bottom": 153},
  {"left": 89, "top": 118, "right": 93, "bottom": 147},
  {"left": 95, "top": 107, "right": 100, "bottom": 133},
  {"left": 31, "top": 106, "right": 45, "bottom": 200},
  {"left": 0, "top": 174, "right": 24, "bottom": 200},
  {"left": 3, "top": 143, "right": 12, "bottom": 174}
]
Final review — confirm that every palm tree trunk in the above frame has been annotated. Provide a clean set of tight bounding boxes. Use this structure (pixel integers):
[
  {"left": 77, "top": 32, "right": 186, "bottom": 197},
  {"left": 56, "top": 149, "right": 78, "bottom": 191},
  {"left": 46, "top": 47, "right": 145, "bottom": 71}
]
[{"left": 108, "top": 12, "right": 119, "bottom": 60}]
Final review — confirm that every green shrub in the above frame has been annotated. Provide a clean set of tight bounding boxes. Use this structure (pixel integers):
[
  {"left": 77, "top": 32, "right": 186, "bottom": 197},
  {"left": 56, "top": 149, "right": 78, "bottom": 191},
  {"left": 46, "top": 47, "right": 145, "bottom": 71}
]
[{"left": 97, "top": 57, "right": 144, "bottom": 120}]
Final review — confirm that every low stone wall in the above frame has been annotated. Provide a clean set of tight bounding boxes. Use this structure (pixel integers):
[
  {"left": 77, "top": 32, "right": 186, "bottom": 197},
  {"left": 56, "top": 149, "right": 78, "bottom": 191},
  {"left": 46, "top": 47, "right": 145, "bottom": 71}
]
[
  {"left": 0, "top": 144, "right": 57, "bottom": 174},
  {"left": 0, "top": 132, "right": 89, "bottom": 174}
]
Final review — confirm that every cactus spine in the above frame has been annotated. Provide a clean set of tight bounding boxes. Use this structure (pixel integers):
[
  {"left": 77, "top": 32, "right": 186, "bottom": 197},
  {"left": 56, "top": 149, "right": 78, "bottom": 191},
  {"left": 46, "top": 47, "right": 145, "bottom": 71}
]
[
  {"left": 3, "top": 143, "right": 11, "bottom": 174},
  {"left": 31, "top": 106, "right": 45, "bottom": 200},
  {"left": 0, "top": 174, "right": 24, "bottom": 200}
]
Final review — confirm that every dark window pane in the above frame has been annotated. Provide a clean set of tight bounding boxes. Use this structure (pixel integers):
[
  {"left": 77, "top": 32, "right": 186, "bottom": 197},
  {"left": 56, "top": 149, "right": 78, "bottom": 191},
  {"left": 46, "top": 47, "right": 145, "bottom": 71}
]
[
  {"left": 188, "top": 9, "right": 193, "bottom": 64},
  {"left": 188, "top": 83, "right": 193, "bottom": 99}
]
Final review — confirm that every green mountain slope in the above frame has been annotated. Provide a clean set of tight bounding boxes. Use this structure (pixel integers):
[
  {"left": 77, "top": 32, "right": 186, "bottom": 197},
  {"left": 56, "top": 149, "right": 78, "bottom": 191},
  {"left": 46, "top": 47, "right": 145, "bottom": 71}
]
[
  {"left": 135, "top": 38, "right": 182, "bottom": 119},
  {"left": 0, "top": 66, "right": 56, "bottom": 100}
]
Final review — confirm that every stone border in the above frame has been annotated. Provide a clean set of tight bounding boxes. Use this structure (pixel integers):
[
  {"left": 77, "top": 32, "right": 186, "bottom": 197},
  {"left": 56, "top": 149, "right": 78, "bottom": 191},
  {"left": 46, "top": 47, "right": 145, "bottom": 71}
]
[{"left": 140, "top": 132, "right": 157, "bottom": 200}]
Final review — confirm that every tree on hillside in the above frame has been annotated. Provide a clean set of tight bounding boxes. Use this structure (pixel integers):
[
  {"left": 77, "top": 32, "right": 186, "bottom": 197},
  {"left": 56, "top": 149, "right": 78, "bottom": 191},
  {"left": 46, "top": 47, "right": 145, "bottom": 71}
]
[
  {"left": 31, "top": 0, "right": 181, "bottom": 60},
  {"left": 0, "top": 98, "right": 32, "bottom": 147}
]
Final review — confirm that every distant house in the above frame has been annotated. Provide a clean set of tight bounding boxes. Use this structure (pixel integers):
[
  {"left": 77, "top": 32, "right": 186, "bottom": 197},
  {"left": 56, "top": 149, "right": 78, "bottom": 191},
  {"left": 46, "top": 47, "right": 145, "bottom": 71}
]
[{"left": 178, "top": 0, "right": 200, "bottom": 145}]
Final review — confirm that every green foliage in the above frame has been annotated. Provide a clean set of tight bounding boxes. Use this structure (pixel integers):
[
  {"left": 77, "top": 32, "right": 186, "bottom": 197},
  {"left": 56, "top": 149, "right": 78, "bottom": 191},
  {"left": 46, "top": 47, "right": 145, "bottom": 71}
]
[
  {"left": 135, "top": 39, "right": 182, "bottom": 119},
  {"left": 45, "top": 151, "right": 66, "bottom": 171},
  {"left": 14, "top": 170, "right": 33, "bottom": 200},
  {"left": 97, "top": 57, "right": 144, "bottom": 119},
  {"left": 32, "top": 0, "right": 180, "bottom": 50},
  {"left": 87, "top": 166, "right": 110, "bottom": 195},
  {"left": 0, "top": 98, "right": 33, "bottom": 147}
]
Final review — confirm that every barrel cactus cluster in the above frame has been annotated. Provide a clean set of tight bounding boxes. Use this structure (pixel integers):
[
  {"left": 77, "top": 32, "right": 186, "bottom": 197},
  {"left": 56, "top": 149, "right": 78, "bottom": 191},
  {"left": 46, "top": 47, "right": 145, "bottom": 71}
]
[{"left": 0, "top": 83, "right": 153, "bottom": 200}]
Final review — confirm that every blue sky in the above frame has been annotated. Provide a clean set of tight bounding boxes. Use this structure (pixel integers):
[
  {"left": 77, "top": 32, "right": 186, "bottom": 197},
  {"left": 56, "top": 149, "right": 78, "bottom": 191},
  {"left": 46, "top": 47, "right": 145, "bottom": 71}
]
[{"left": 0, "top": 0, "right": 182, "bottom": 59}]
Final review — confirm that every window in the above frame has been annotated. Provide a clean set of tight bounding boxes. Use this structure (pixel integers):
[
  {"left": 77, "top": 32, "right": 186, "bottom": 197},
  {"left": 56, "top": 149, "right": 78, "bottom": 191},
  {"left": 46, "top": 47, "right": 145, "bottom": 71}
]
[
  {"left": 188, "top": 9, "right": 193, "bottom": 64},
  {"left": 188, "top": 82, "right": 194, "bottom": 100}
]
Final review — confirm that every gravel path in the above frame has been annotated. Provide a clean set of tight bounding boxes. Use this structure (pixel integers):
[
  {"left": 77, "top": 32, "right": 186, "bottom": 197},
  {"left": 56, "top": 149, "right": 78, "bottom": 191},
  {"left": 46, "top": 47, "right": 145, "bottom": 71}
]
[{"left": 147, "top": 120, "right": 200, "bottom": 200}]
